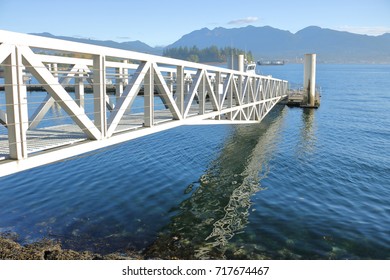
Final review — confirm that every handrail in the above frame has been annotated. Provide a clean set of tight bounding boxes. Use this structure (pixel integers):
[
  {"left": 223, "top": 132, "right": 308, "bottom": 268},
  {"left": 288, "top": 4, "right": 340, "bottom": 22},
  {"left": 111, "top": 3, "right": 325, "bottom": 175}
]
[{"left": 0, "top": 30, "right": 289, "bottom": 177}]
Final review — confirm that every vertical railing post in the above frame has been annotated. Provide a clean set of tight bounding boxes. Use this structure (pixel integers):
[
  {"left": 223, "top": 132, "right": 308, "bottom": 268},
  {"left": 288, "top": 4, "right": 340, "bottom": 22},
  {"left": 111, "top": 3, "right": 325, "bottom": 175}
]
[
  {"left": 52, "top": 63, "right": 58, "bottom": 81},
  {"left": 280, "top": 81, "right": 283, "bottom": 97},
  {"left": 115, "top": 59, "right": 128, "bottom": 104},
  {"left": 215, "top": 71, "right": 221, "bottom": 106},
  {"left": 227, "top": 74, "right": 233, "bottom": 120},
  {"left": 75, "top": 73, "right": 85, "bottom": 111},
  {"left": 214, "top": 71, "right": 221, "bottom": 120},
  {"left": 244, "top": 76, "right": 250, "bottom": 119},
  {"left": 268, "top": 79, "right": 271, "bottom": 99},
  {"left": 263, "top": 79, "right": 268, "bottom": 100},
  {"left": 176, "top": 65, "right": 184, "bottom": 116},
  {"left": 93, "top": 55, "right": 107, "bottom": 139},
  {"left": 256, "top": 77, "right": 261, "bottom": 102},
  {"left": 285, "top": 81, "right": 289, "bottom": 96},
  {"left": 4, "top": 47, "right": 28, "bottom": 159},
  {"left": 123, "top": 60, "right": 129, "bottom": 87},
  {"left": 198, "top": 72, "right": 205, "bottom": 115},
  {"left": 144, "top": 64, "right": 154, "bottom": 127},
  {"left": 244, "top": 76, "right": 249, "bottom": 104},
  {"left": 167, "top": 71, "right": 173, "bottom": 93},
  {"left": 238, "top": 74, "right": 243, "bottom": 103},
  {"left": 266, "top": 80, "right": 270, "bottom": 99},
  {"left": 274, "top": 80, "right": 277, "bottom": 98},
  {"left": 251, "top": 77, "right": 255, "bottom": 102},
  {"left": 115, "top": 66, "right": 123, "bottom": 99}
]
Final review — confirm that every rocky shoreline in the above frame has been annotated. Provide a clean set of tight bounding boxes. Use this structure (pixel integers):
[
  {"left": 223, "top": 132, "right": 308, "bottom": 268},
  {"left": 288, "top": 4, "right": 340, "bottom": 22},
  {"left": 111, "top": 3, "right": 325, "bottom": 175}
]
[{"left": 0, "top": 235, "right": 143, "bottom": 260}]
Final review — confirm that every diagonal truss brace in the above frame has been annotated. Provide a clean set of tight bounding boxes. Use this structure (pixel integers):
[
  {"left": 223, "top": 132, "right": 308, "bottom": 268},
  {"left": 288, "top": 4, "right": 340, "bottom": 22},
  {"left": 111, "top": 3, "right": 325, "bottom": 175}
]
[
  {"left": 28, "top": 63, "right": 88, "bottom": 129},
  {"left": 20, "top": 46, "right": 101, "bottom": 140},
  {"left": 106, "top": 61, "right": 151, "bottom": 137},
  {"left": 204, "top": 72, "right": 220, "bottom": 112},
  {"left": 183, "top": 69, "right": 203, "bottom": 118},
  {"left": 153, "top": 63, "right": 182, "bottom": 120}
]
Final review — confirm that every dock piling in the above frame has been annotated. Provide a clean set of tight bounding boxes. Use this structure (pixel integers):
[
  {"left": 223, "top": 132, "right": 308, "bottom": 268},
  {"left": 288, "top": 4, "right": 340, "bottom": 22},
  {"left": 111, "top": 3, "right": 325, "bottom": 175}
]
[{"left": 303, "top": 54, "right": 318, "bottom": 108}]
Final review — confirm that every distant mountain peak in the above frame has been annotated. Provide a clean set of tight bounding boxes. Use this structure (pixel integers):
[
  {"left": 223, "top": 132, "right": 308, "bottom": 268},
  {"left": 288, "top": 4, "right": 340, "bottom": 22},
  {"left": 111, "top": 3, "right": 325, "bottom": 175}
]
[
  {"left": 33, "top": 32, "right": 55, "bottom": 38},
  {"left": 29, "top": 32, "right": 161, "bottom": 55},
  {"left": 168, "top": 25, "right": 390, "bottom": 63},
  {"left": 298, "top": 25, "right": 322, "bottom": 31},
  {"left": 294, "top": 26, "right": 320, "bottom": 34}
]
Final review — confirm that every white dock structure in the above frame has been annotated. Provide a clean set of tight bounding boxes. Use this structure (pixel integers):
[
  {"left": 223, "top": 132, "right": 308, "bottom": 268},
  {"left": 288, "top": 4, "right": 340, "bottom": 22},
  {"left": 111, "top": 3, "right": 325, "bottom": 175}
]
[{"left": 0, "top": 30, "right": 288, "bottom": 177}]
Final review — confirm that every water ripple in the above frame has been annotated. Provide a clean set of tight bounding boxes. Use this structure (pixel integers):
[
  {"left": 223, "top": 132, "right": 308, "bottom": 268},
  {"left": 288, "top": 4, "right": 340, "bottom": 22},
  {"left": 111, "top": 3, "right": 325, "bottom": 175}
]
[{"left": 1, "top": 65, "right": 390, "bottom": 259}]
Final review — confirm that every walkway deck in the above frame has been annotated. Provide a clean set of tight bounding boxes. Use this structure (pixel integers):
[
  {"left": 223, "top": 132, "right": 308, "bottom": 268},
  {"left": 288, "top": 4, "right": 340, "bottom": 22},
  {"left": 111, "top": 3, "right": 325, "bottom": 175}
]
[{"left": 0, "top": 106, "right": 216, "bottom": 160}]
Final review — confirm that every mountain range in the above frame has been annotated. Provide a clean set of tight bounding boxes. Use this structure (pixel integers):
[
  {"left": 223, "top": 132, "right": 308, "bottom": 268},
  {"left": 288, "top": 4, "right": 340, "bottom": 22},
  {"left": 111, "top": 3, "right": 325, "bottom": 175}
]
[
  {"left": 30, "top": 32, "right": 163, "bottom": 55},
  {"left": 32, "top": 26, "right": 390, "bottom": 63}
]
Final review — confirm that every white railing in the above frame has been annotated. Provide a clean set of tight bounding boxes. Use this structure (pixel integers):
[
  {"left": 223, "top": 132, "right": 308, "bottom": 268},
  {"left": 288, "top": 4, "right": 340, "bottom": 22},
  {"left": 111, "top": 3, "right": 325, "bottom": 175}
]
[{"left": 0, "top": 30, "right": 288, "bottom": 175}]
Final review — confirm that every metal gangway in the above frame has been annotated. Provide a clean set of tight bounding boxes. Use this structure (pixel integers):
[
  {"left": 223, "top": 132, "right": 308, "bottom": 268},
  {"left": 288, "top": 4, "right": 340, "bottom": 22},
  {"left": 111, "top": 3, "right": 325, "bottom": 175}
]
[{"left": 0, "top": 30, "right": 288, "bottom": 177}]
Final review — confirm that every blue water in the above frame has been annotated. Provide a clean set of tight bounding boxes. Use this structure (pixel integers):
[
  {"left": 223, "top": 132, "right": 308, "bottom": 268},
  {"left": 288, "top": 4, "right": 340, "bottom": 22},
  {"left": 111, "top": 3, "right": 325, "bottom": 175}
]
[{"left": 0, "top": 64, "right": 389, "bottom": 259}]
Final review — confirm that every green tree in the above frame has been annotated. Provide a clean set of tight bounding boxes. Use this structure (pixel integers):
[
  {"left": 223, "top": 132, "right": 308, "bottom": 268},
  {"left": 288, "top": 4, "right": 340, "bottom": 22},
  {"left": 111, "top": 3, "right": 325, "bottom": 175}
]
[
  {"left": 187, "top": 54, "right": 199, "bottom": 62},
  {"left": 163, "top": 46, "right": 254, "bottom": 63}
]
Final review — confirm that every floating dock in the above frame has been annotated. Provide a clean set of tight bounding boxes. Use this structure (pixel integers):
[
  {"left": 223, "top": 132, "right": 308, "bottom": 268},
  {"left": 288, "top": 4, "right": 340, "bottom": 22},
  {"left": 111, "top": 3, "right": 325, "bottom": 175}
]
[
  {"left": 284, "top": 54, "right": 320, "bottom": 108},
  {"left": 284, "top": 88, "right": 321, "bottom": 108}
]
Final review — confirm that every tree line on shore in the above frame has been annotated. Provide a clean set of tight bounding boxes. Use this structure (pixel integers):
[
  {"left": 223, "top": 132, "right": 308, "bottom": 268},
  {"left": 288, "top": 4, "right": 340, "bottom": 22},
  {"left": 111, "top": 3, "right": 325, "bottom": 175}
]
[{"left": 163, "top": 45, "right": 254, "bottom": 63}]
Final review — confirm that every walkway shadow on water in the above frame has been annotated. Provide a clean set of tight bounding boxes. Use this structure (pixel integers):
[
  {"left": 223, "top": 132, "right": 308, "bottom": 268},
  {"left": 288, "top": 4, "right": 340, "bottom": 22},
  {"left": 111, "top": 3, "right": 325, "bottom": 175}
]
[{"left": 144, "top": 104, "right": 288, "bottom": 259}]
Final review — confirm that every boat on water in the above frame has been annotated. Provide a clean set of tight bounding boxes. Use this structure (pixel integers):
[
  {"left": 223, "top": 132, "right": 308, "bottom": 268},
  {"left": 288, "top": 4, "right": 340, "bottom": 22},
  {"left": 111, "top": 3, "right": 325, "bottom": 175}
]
[
  {"left": 245, "top": 61, "right": 256, "bottom": 74},
  {"left": 257, "top": 60, "right": 285, "bottom": 66}
]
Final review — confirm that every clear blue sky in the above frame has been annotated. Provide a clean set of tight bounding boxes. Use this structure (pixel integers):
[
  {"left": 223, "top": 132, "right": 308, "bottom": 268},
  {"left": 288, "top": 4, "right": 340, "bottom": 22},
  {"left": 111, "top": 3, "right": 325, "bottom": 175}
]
[{"left": 1, "top": 0, "right": 389, "bottom": 46}]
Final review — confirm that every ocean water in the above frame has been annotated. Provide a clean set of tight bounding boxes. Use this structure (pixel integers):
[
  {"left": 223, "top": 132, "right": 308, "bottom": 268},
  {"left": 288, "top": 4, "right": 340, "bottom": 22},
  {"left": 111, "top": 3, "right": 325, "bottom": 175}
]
[{"left": 0, "top": 64, "right": 389, "bottom": 259}]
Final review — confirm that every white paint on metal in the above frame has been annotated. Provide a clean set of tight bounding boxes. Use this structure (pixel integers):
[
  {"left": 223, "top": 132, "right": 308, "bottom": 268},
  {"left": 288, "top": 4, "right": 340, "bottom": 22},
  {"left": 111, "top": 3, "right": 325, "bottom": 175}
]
[
  {"left": 0, "top": 109, "right": 7, "bottom": 126},
  {"left": 152, "top": 63, "right": 182, "bottom": 120},
  {"left": 106, "top": 61, "right": 151, "bottom": 137},
  {"left": 4, "top": 46, "right": 28, "bottom": 159},
  {"left": 93, "top": 55, "right": 108, "bottom": 138},
  {"left": 20, "top": 46, "right": 101, "bottom": 140},
  {"left": 0, "top": 30, "right": 288, "bottom": 177},
  {"left": 304, "top": 53, "right": 317, "bottom": 107},
  {"left": 144, "top": 63, "right": 154, "bottom": 127}
]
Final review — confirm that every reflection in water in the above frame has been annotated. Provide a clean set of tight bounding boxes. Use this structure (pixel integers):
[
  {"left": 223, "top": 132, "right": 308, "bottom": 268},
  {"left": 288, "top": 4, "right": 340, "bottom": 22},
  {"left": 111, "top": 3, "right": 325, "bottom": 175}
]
[
  {"left": 297, "top": 108, "right": 317, "bottom": 157},
  {"left": 145, "top": 105, "right": 288, "bottom": 259}
]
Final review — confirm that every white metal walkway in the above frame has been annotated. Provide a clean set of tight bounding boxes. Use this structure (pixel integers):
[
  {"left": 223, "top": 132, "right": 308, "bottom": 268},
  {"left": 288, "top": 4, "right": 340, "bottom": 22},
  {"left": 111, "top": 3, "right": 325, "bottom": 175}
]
[{"left": 0, "top": 30, "right": 288, "bottom": 177}]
